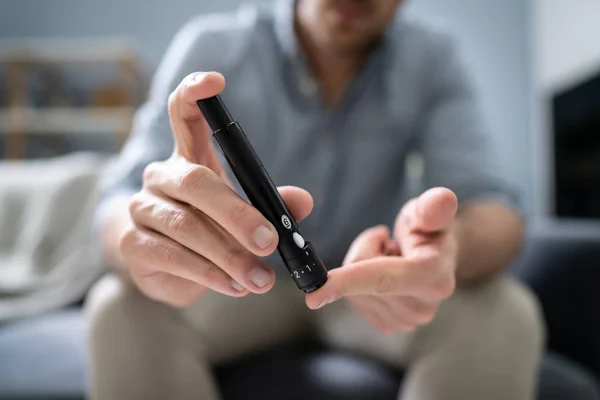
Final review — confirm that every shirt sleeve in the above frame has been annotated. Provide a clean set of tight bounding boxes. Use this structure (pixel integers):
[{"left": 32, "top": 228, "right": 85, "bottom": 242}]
[
  {"left": 414, "top": 34, "right": 522, "bottom": 213},
  {"left": 92, "top": 16, "right": 226, "bottom": 238}
]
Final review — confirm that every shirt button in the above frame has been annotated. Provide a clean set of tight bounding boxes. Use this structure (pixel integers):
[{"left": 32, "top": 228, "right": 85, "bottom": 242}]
[{"left": 299, "top": 76, "right": 318, "bottom": 96}]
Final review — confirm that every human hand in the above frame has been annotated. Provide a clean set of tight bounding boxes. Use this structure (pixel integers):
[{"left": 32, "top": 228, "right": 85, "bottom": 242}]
[
  {"left": 119, "top": 72, "right": 313, "bottom": 307},
  {"left": 306, "top": 188, "right": 458, "bottom": 334}
]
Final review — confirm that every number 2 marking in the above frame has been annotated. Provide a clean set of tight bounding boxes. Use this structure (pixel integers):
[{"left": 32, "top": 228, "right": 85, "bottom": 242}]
[{"left": 294, "top": 271, "right": 300, "bottom": 278}]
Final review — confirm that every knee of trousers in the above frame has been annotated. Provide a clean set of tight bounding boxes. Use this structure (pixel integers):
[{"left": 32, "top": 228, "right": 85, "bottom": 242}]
[
  {"left": 439, "top": 276, "right": 546, "bottom": 356},
  {"left": 490, "top": 278, "right": 546, "bottom": 352},
  {"left": 84, "top": 274, "right": 175, "bottom": 350}
]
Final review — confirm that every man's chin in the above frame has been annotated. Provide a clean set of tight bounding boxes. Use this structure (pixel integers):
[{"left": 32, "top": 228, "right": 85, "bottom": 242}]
[{"left": 323, "top": 33, "right": 374, "bottom": 56}]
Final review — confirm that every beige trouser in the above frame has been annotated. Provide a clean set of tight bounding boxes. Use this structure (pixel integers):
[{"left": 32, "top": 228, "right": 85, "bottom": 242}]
[{"left": 85, "top": 271, "right": 544, "bottom": 400}]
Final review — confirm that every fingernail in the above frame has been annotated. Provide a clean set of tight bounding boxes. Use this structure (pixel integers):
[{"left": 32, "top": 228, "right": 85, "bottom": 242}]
[
  {"left": 253, "top": 225, "right": 275, "bottom": 249},
  {"left": 249, "top": 267, "right": 271, "bottom": 288},
  {"left": 316, "top": 296, "right": 332, "bottom": 309},
  {"left": 231, "top": 280, "right": 245, "bottom": 292}
]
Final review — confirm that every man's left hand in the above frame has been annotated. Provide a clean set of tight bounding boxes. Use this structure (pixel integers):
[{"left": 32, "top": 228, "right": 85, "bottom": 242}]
[{"left": 306, "top": 188, "right": 459, "bottom": 334}]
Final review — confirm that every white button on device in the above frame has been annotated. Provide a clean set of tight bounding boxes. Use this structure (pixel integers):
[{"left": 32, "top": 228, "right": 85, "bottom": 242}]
[{"left": 292, "top": 232, "right": 305, "bottom": 248}]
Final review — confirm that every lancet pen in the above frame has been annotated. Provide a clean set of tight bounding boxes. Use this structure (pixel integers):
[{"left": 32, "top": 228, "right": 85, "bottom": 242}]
[{"left": 197, "top": 95, "right": 328, "bottom": 293}]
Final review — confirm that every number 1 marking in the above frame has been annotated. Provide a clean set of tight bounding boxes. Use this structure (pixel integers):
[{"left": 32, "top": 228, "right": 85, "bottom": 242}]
[{"left": 306, "top": 265, "right": 311, "bottom": 272}]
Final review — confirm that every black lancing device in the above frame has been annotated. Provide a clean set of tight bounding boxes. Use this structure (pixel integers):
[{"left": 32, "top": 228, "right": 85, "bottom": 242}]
[{"left": 197, "top": 95, "right": 328, "bottom": 293}]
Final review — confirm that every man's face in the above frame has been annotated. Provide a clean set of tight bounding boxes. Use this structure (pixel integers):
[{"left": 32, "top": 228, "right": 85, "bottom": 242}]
[{"left": 298, "top": 0, "right": 403, "bottom": 54}]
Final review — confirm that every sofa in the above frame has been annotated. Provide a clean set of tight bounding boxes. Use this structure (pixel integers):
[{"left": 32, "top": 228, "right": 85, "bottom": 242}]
[{"left": 0, "top": 219, "right": 599, "bottom": 399}]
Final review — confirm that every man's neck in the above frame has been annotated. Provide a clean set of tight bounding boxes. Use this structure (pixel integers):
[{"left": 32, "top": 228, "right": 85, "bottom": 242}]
[{"left": 295, "top": 21, "right": 367, "bottom": 107}]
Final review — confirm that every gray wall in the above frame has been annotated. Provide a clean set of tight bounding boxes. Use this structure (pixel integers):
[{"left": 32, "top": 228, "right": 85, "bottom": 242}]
[
  {"left": 0, "top": 0, "right": 535, "bottom": 213},
  {"left": 0, "top": 0, "right": 271, "bottom": 75}
]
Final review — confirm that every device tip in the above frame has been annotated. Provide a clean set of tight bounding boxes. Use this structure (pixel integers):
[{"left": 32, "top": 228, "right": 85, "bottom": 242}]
[{"left": 197, "top": 95, "right": 234, "bottom": 132}]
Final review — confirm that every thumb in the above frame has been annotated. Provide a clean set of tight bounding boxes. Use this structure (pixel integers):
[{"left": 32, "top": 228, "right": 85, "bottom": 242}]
[
  {"left": 168, "top": 72, "right": 226, "bottom": 169},
  {"left": 396, "top": 188, "right": 458, "bottom": 235}
]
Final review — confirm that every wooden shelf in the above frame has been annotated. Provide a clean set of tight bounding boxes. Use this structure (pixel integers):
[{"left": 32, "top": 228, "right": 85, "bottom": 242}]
[
  {"left": 0, "top": 107, "right": 135, "bottom": 135},
  {"left": 0, "top": 37, "right": 142, "bottom": 158},
  {"left": 0, "top": 38, "right": 139, "bottom": 64}
]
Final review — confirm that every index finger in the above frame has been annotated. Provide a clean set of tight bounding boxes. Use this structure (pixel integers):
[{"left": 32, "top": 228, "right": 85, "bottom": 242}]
[
  {"left": 168, "top": 71, "right": 226, "bottom": 163},
  {"left": 305, "top": 257, "right": 430, "bottom": 309}
]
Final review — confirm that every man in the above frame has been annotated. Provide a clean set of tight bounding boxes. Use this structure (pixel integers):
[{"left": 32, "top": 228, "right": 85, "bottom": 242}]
[{"left": 86, "top": 0, "right": 544, "bottom": 399}]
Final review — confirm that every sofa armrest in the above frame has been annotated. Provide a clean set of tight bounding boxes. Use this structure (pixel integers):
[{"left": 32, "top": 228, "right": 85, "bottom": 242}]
[{"left": 511, "top": 219, "right": 600, "bottom": 379}]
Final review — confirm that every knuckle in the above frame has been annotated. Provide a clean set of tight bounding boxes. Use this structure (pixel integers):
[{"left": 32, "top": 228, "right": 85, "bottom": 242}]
[
  {"left": 195, "top": 263, "right": 221, "bottom": 285},
  {"left": 167, "top": 208, "right": 193, "bottom": 237},
  {"left": 142, "top": 162, "right": 161, "bottom": 185},
  {"left": 375, "top": 272, "right": 396, "bottom": 294},
  {"left": 178, "top": 165, "right": 212, "bottom": 191},
  {"left": 161, "top": 245, "right": 184, "bottom": 271},
  {"left": 128, "top": 192, "right": 146, "bottom": 219},
  {"left": 223, "top": 245, "right": 248, "bottom": 273},
  {"left": 118, "top": 226, "right": 139, "bottom": 256},
  {"left": 227, "top": 201, "right": 251, "bottom": 224}
]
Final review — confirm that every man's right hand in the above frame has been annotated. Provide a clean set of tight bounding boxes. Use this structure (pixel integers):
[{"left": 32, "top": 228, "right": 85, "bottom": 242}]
[{"left": 116, "top": 72, "right": 314, "bottom": 307}]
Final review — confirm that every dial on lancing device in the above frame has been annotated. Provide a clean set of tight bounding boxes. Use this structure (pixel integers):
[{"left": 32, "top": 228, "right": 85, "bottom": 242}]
[{"left": 197, "top": 95, "right": 328, "bottom": 293}]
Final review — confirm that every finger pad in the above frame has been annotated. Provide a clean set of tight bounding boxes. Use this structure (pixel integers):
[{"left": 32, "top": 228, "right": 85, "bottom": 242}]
[
  {"left": 279, "top": 186, "right": 314, "bottom": 221},
  {"left": 188, "top": 72, "right": 226, "bottom": 98},
  {"left": 418, "top": 188, "right": 458, "bottom": 231}
]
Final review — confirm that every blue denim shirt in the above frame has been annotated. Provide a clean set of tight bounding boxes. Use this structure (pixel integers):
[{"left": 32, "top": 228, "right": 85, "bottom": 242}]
[{"left": 96, "top": 0, "right": 518, "bottom": 268}]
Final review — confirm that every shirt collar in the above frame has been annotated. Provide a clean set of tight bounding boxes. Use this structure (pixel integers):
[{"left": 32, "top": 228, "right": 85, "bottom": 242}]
[{"left": 273, "top": 0, "right": 399, "bottom": 105}]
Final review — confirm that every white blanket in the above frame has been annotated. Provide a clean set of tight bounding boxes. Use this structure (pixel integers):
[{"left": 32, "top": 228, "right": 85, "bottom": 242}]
[{"left": 0, "top": 152, "right": 109, "bottom": 321}]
